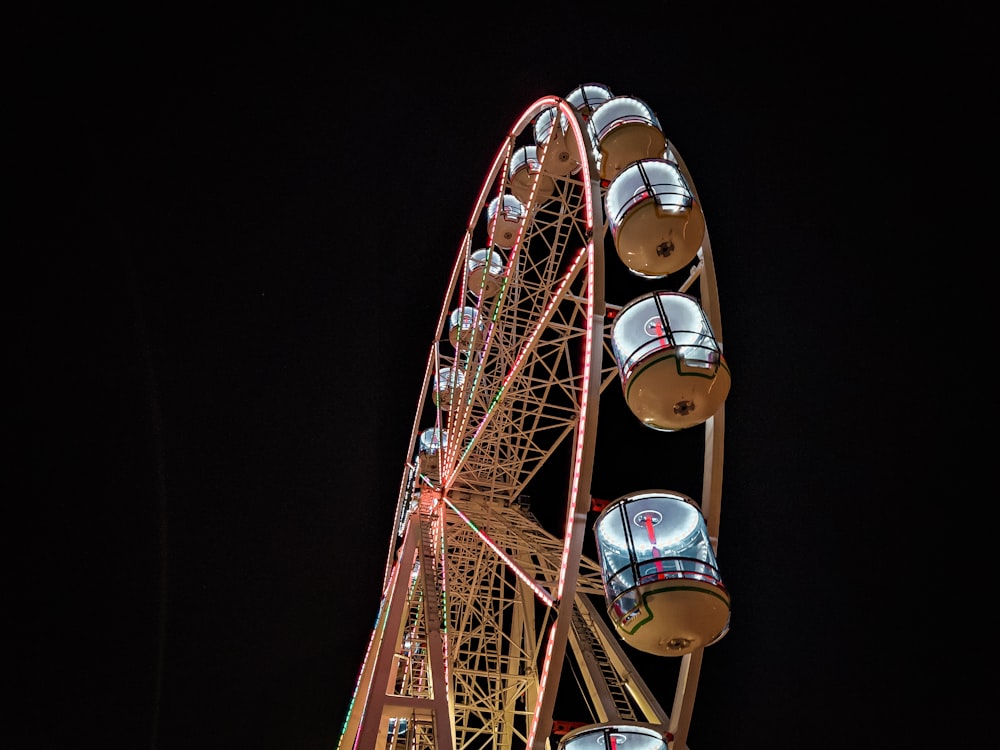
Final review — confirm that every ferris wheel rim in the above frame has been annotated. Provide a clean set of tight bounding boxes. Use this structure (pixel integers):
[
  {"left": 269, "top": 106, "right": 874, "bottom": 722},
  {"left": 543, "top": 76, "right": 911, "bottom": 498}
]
[{"left": 404, "top": 94, "right": 607, "bottom": 748}]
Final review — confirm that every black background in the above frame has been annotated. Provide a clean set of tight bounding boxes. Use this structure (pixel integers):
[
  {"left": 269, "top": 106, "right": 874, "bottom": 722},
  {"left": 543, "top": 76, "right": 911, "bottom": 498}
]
[{"left": 13, "top": 6, "right": 975, "bottom": 749}]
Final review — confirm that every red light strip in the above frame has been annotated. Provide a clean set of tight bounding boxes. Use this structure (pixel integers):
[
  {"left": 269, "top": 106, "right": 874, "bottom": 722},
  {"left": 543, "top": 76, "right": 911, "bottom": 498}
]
[
  {"left": 433, "top": 499, "right": 451, "bottom": 708},
  {"left": 441, "top": 128, "right": 522, "bottom": 478},
  {"left": 525, "top": 619, "right": 559, "bottom": 747},
  {"left": 645, "top": 514, "right": 665, "bottom": 577},
  {"left": 441, "top": 96, "right": 564, "bottom": 486},
  {"left": 526, "top": 242, "right": 594, "bottom": 750},
  {"left": 448, "top": 243, "right": 588, "bottom": 480},
  {"left": 556, "top": 239, "right": 595, "bottom": 596},
  {"left": 526, "top": 96, "right": 599, "bottom": 749},
  {"left": 444, "top": 496, "right": 556, "bottom": 608},
  {"left": 339, "top": 557, "right": 403, "bottom": 750}
]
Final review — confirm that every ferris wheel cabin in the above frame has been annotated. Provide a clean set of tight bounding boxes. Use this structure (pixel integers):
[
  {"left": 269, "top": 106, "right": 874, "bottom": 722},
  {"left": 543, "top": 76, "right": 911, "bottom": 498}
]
[
  {"left": 588, "top": 94, "right": 667, "bottom": 181},
  {"left": 433, "top": 367, "right": 465, "bottom": 411},
  {"left": 558, "top": 722, "right": 672, "bottom": 750},
  {"left": 466, "top": 247, "right": 505, "bottom": 299},
  {"left": 416, "top": 426, "right": 447, "bottom": 482},
  {"left": 448, "top": 305, "right": 485, "bottom": 351},
  {"left": 605, "top": 157, "right": 706, "bottom": 279},
  {"left": 486, "top": 194, "right": 526, "bottom": 250},
  {"left": 594, "top": 491, "right": 730, "bottom": 656},
  {"left": 508, "top": 144, "right": 555, "bottom": 204},
  {"left": 610, "top": 291, "right": 729, "bottom": 432}
]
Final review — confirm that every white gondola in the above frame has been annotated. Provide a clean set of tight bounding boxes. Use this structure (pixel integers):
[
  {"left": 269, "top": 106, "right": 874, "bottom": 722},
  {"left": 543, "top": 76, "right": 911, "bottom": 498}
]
[
  {"left": 611, "top": 291, "right": 729, "bottom": 432},
  {"left": 486, "top": 194, "right": 526, "bottom": 249},
  {"left": 448, "top": 305, "right": 485, "bottom": 350},
  {"left": 594, "top": 490, "right": 730, "bottom": 656},
  {"left": 588, "top": 94, "right": 666, "bottom": 181},
  {"left": 466, "top": 247, "right": 506, "bottom": 299},
  {"left": 605, "top": 157, "right": 705, "bottom": 278},
  {"left": 558, "top": 722, "right": 671, "bottom": 750},
  {"left": 433, "top": 366, "right": 465, "bottom": 411},
  {"left": 508, "top": 144, "right": 555, "bottom": 204}
]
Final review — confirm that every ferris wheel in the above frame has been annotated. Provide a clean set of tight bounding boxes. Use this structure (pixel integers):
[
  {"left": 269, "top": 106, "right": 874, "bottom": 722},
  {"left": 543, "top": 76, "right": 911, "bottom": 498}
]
[{"left": 337, "top": 83, "right": 732, "bottom": 750}]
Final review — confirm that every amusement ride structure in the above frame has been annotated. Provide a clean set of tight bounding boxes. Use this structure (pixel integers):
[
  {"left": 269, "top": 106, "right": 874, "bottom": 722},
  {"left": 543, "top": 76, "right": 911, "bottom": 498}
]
[{"left": 337, "top": 83, "right": 732, "bottom": 750}]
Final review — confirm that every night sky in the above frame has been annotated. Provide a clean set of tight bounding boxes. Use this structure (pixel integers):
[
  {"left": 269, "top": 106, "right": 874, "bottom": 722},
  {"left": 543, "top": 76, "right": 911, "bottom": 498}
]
[{"left": 13, "top": 7, "right": 974, "bottom": 750}]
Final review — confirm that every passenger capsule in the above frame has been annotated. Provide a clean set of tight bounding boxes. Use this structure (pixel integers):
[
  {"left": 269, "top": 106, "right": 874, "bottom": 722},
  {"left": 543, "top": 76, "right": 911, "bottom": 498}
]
[
  {"left": 533, "top": 83, "right": 614, "bottom": 178},
  {"left": 418, "top": 426, "right": 446, "bottom": 455},
  {"left": 606, "top": 158, "right": 705, "bottom": 278},
  {"left": 508, "top": 145, "right": 555, "bottom": 204},
  {"left": 532, "top": 106, "right": 578, "bottom": 176},
  {"left": 416, "top": 427, "right": 447, "bottom": 482},
  {"left": 433, "top": 366, "right": 465, "bottom": 411},
  {"left": 588, "top": 95, "right": 666, "bottom": 181},
  {"left": 558, "top": 722, "right": 671, "bottom": 750},
  {"left": 486, "top": 194, "right": 526, "bottom": 249},
  {"left": 565, "top": 82, "right": 614, "bottom": 120},
  {"left": 466, "top": 247, "right": 506, "bottom": 299},
  {"left": 448, "top": 305, "right": 485, "bottom": 350},
  {"left": 594, "top": 490, "right": 730, "bottom": 656},
  {"left": 610, "top": 291, "right": 729, "bottom": 432}
]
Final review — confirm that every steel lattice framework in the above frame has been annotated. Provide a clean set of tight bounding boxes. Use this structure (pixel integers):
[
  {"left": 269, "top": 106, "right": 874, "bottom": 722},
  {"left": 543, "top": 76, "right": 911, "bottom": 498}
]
[{"left": 338, "top": 89, "right": 726, "bottom": 750}]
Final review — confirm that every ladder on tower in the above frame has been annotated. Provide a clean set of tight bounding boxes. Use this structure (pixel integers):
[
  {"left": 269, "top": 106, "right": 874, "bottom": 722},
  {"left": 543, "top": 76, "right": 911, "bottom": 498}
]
[{"left": 570, "top": 597, "right": 636, "bottom": 721}]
